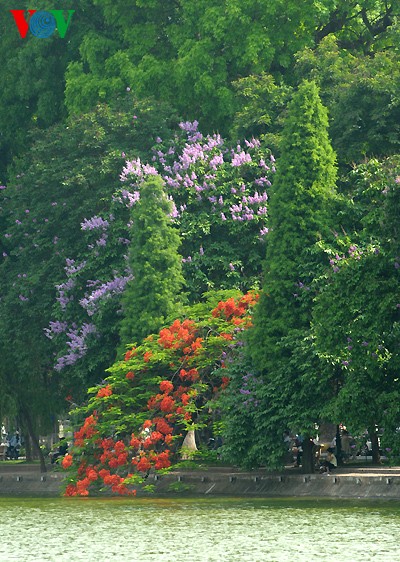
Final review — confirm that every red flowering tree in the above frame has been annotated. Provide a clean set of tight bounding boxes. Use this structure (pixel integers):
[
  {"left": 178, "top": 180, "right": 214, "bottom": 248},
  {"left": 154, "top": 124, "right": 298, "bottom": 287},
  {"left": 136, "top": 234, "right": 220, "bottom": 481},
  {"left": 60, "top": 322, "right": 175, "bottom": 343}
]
[{"left": 62, "top": 290, "right": 257, "bottom": 496}]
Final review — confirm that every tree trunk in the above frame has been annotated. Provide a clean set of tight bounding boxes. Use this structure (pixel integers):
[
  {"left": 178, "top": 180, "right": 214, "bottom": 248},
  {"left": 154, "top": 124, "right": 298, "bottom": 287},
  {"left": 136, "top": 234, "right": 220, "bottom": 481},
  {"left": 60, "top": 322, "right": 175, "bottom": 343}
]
[
  {"left": 180, "top": 429, "right": 197, "bottom": 460},
  {"left": 301, "top": 436, "right": 315, "bottom": 474},
  {"left": 369, "top": 428, "right": 381, "bottom": 464},
  {"left": 20, "top": 407, "right": 47, "bottom": 473},
  {"left": 23, "top": 431, "right": 32, "bottom": 462}
]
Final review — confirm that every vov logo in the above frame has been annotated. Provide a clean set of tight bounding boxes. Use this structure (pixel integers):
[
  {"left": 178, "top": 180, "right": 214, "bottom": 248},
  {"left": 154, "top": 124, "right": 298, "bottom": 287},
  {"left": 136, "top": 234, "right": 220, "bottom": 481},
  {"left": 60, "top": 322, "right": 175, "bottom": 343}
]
[{"left": 10, "top": 10, "right": 75, "bottom": 38}]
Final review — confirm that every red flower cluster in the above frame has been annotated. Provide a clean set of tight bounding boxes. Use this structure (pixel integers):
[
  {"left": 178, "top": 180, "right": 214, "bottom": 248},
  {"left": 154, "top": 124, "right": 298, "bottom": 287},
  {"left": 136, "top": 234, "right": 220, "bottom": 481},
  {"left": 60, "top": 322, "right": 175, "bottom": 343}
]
[
  {"left": 61, "top": 454, "right": 73, "bottom": 469},
  {"left": 160, "top": 395, "right": 176, "bottom": 413},
  {"left": 212, "top": 293, "right": 258, "bottom": 320},
  {"left": 63, "top": 293, "right": 257, "bottom": 497},
  {"left": 96, "top": 384, "right": 113, "bottom": 398},
  {"left": 179, "top": 392, "right": 189, "bottom": 405},
  {"left": 124, "top": 347, "right": 136, "bottom": 361},
  {"left": 154, "top": 417, "right": 173, "bottom": 435},
  {"left": 136, "top": 456, "right": 151, "bottom": 472},
  {"left": 221, "top": 376, "right": 230, "bottom": 389},
  {"left": 98, "top": 438, "right": 129, "bottom": 468},
  {"left": 98, "top": 470, "right": 134, "bottom": 495},
  {"left": 143, "top": 351, "right": 153, "bottom": 363},
  {"left": 73, "top": 415, "right": 98, "bottom": 447},
  {"left": 154, "top": 450, "right": 171, "bottom": 470},
  {"left": 159, "top": 380, "right": 174, "bottom": 393},
  {"left": 130, "top": 434, "right": 141, "bottom": 449},
  {"left": 158, "top": 319, "right": 199, "bottom": 350},
  {"left": 179, "top": 368, "right": 199, "bottom": 382}
]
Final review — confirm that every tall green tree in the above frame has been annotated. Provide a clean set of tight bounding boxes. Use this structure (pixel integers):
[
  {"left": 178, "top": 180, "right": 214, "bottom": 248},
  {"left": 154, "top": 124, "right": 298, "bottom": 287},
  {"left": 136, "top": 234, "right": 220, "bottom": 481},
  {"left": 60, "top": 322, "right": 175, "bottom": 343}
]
[
  {"left": 225, "top": 81, "right": 338, "bottom": 471},
  {"left": 119, "top": 176, "right": 186, "bottom": 349},
  {"left": 251, "top": 80, "right": 337, "bottom": 364}
]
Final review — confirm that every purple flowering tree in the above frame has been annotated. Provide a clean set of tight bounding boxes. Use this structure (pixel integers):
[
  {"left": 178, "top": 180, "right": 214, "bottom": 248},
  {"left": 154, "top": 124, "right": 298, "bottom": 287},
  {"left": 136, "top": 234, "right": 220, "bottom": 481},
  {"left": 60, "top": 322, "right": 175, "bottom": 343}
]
[
  {"left": 48, "top": 121, "right": 274, "bottom": 378},
  {"left": 0, "top": 97, "right": 179, "bottom": 463},
  {"left": 119, "top": 120, "right": 274, "bottom": 297}
]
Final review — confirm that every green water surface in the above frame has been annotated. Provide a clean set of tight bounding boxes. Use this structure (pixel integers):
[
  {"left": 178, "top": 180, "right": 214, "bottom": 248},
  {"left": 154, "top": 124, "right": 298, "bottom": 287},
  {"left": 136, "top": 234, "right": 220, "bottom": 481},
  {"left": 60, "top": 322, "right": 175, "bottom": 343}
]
[{"left": 1, "top": 497, "right": 399, "bottom": 561}]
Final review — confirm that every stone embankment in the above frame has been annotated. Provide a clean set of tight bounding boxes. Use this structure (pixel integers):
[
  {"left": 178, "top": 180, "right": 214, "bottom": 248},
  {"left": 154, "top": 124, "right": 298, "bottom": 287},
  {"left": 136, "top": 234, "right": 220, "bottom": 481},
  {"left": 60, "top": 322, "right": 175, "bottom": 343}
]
[
  {"left": 1, "top": 464, "right": 400, "bottom": 499},
  {"left": 0, "top": 463, "right": 64, "bottom": 496}
]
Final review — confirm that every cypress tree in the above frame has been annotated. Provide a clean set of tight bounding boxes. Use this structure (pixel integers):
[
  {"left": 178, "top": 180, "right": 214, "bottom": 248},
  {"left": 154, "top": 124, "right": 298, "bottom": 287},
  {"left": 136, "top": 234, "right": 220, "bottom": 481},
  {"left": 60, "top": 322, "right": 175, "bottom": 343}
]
[
  {"left": 246, "top": 81, "right": 338, "bottom": 471},
  {"left": 119, "top": 176, "right": 185, "bottom": 349},
  {"left": 251, "top": 80, "right": 337, "bottom": 366}
]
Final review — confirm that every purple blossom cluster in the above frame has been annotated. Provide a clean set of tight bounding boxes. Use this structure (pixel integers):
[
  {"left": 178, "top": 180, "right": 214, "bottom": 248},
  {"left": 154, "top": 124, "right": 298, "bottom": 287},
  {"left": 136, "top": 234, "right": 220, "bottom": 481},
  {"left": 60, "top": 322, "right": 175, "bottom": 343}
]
[
  {"left": 240, "top": 372, "right": 262, "bottom": 407},
  {"left": 64, "top": 259, "right": 87, "bottom": 276},
  {"left": 231, "top": 151, "right": 252, "bottom": 167},
  {"left": 95, "top": 233, "right": 108, "bottom": 247},
  {"left": 79, "top": 275, "right": 133, "bottom": 316},
  {"left": 81, "top": 216, "right": 109, "bottom": 231},
  {"left": 179, "top": 120, "right": 199, "bottom": 133},
  {"left": 48, "top": 121, "right": 274, "bottom": 371},
  {"left": 55, "top": 277, "right": 76, "bottom": 310},
  {"left": 230, "top": 191, "right": 268, "bottom": 221},
  {"left": 54, "top": 323, "right": 97, "bottom": 371},
  {"left": 169, "top": 199, "right": 180, "bottom": 219},
  {"left": 119, "top": 189, "right": 140, "bottom": 208},
  {"left": 329, "top": 253, "right": 345, "bottom": 273},
  {"left": 44, "top": 320, "right": 68, "bottom": 339},
  {"left": 120, "top": 158, "right": 143, "bottom": 182},
  {"left": 244, "top": 138, "right": 261, "bottom": 149},
  {"left": 348, "top": 244, "right": 362, "bottom": 259},
  {"left": 114, "top": 121, "right": 273, "bottom": 241},
  {"left": 254, "top": 177, "right": 271, "bottom": 187}
]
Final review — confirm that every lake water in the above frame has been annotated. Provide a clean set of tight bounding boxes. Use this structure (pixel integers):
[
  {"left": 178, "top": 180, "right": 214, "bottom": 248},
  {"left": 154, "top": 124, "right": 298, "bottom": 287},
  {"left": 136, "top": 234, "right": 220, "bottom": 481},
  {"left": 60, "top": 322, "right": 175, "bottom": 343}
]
[{"left": 1, "top": 497, "right": 400, "bottom": 561}]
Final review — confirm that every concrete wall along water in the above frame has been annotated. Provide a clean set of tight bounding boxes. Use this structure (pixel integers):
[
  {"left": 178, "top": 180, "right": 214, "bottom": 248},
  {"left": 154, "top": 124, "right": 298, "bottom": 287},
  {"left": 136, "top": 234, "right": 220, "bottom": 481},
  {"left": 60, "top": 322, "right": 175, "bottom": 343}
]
[{"left": 1, "top": 466, "right": 400, "bottom": 499}]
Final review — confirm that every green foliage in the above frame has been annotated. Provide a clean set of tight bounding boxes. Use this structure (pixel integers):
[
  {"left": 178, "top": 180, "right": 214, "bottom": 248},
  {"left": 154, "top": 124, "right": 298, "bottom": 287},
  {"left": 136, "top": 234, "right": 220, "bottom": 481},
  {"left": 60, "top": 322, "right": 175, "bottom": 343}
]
[
  {"left": 230, "top": 73, "right": 293, "bottom": 155},
  {"left": 2, "top": 0, "right": 399, "bottom": 183},
  {"left": 295, "top": 36, "right": 400, "bottom": 165},
  {"left": 220, "top": 333, "right": 332, "bottom": 469},
  {"left": 64, "top": 1, "right": 400, "bottom": 135},
  {"left": 0, "top": 0, "right": 105, "bottom": 182},
  {"left": 119, "top": 176, "right": 186, "bottom": 349},
  {"left": 251, "top": 80, "right": 337, "bottom": 369},
  {"left": 0, "top": 96, "right": 179, "bottom": 427},
  {"left": 312, "top": 157, "right": 400, "bottom": 450},
  {"left": 222, "top": 81, "right": 338, "bottom": 470}
]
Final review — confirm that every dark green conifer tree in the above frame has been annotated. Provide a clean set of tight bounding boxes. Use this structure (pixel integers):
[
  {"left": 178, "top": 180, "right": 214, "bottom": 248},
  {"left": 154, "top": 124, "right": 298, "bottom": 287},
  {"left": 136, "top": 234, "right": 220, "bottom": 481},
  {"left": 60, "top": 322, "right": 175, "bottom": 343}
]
[
  {"left": 119, "top": 176, "right": 185, "bottom": 349},
  {"left": 227, "top": 81, "right": 338, "bottom": 471},
  {"left": 251, "top": 80, "right": 337, "bottom": 366}
]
